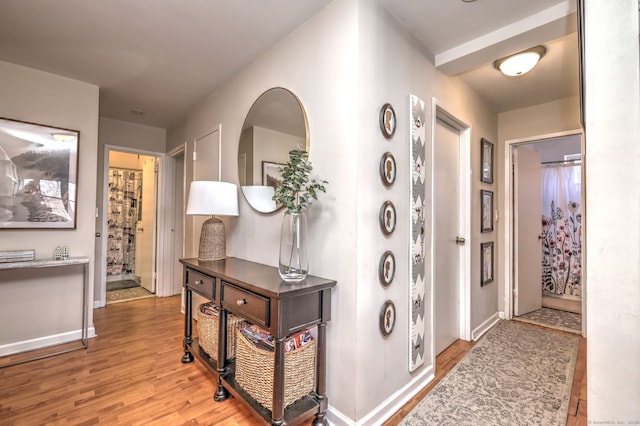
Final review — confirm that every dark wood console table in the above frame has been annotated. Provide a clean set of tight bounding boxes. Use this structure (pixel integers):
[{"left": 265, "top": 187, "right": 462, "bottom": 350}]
[{"left": 180, "top": 257, "right": 336, "bottom": 426}]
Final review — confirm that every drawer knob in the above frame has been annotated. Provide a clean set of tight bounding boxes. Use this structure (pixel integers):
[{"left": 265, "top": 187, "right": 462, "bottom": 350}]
[
  {"left": 236, "top": 299, "right": 247, "bottom": 306},
  {"left": 194, "top": 280, "right": 202, "bottom": 285}
]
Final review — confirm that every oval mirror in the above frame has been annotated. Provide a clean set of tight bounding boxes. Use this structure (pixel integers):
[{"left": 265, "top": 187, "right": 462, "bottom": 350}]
[{"left": 238, "top": 88, "right": 309, "bottom": 213}]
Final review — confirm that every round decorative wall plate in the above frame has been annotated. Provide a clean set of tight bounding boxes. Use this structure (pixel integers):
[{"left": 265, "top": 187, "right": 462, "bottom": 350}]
[
  {"left": 378, "top": 251, "right": 396, "bottom": 287},
  {"left": 379, "top": 300, "right": 396, "bottom": 337},
  {"left": 379, "top": 103, "right": 396, "bottom": 139},
  {"left": 379, "top": 152, "right": 396, "bottom": 187},
  {"left": 379, "top": 200, "right": 396, "bottom": 236}
]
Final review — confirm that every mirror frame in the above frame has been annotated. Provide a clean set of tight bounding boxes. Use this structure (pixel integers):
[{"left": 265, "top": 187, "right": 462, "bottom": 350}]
[{"left": 238, "top": 87, "right": 309, "bottom": 214}]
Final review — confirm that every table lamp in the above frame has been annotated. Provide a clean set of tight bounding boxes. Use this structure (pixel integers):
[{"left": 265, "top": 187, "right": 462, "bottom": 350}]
[{"left": 186, "top": 181, "right": 239, "bottom": 261}]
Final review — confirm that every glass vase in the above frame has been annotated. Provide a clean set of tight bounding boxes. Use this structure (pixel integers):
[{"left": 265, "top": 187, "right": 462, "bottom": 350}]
[{"left": 278, "top": 211, "right": 308, "bottom": 283}]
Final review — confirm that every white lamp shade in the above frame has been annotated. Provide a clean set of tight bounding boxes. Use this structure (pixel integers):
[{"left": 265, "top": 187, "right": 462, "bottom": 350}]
[
  {"left": 186, "top": 181, "right": 239, "bottom": 216},
  {"left": 241, "top": 185, "right": 277, "bottom": 213}
]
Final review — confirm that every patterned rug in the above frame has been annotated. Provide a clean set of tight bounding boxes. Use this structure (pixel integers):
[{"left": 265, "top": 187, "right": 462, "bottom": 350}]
[
  {"left": 515, "top": 308, "right": 582, "bottom": 334},
  {"left": 106, "top": 287, "right": 154, "bottom": 304},
  {"left": 399, "top": 320, "right": 579, "bottom": 426}
]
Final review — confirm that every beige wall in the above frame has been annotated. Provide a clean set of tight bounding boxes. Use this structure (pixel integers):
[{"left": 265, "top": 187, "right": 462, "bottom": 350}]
[
  {"left": 167, "top": 0, "right": 498, "bottom": 422},
  {"left": 584, "top": 0, "right": 640, "bottom": 420},
  {"left": 0, "top": 60, "right": 99, "bottom": 352}
]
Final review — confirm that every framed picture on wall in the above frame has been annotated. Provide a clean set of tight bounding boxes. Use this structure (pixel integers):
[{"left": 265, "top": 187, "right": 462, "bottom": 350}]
[
  {"left": 262, "top": 161, "right": 284, "bottom": 187},
  {"left": 481, "top": 190, "right": 494, "bottom": 233},
  {"left": 481, "top": 242, "right": 494, "bottom": 286},
  {"left": 481, "top": 138, "right": 494, "bottom": 184},
  {"left": 0, "top": 116, "right": 79, "bottom": 229},
  {"left": 379, "top": 103, "right": 396, "bottom": 139}
]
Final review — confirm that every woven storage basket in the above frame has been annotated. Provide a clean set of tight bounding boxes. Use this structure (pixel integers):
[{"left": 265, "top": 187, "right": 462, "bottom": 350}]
[
  {"left": 196, "top": 303, "right": 247, "bottom": 360},
  {"left": 235, "top": 330, "right": 316, "bottom": 409}
]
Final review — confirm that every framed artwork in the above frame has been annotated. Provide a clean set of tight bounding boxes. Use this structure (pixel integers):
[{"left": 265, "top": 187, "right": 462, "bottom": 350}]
[
  {"left": 262, "top": 161, "right": 284, "bottom": 187},
  {"left": 0, "top": 117, "right": 79, "bottom": 229},
  {"left": 379, "top": 300, "right": 396, "bottom": 336},
  {"left": 481, "top": 242, "right": 494, "bottom": 286},
  {"left": 379, "top": 103, "right": 396, "bottom": 139},
  {"left": 481, "top": 138, "right": 494, "bottom": 184},
  {"left": 378, "top": 251, "right": 396, "bottom": 287},
  {"left": 379, "top": 151, "right": 396, "bottom": 187},
  {"left": 481, "top": 190, "right": 494, "bottom": 233},
  {"left": 379, "top": 200, "right": 396, "bottom": 235}
]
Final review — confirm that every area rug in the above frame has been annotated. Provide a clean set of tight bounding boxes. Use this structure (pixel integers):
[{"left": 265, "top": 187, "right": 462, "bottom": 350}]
[
  {"left": 106, "top": 287, "right": 153, "bottom": 304},
  {"left": 399, "top": 320, "right": 579, "bottom": 426},
  {"left": 515, "top": 308, "right": 582, "bottom": 335},
  {"left": 106, "top": 279, "right": 139, "bottom": 291}
]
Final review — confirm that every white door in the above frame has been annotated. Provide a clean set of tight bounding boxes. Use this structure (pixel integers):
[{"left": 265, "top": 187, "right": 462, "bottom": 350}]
[
  {"left": 514, "top": 146, "right": 543, "bottom": 316},
  {"left": 172, "top": 151, "right": 185, "bottom": 295},
  {"left": 138, "top": 156, "right": 157, "bottom": 293},
  {"left": 434, "top": 118, "right": 461, "bottom": 355}
]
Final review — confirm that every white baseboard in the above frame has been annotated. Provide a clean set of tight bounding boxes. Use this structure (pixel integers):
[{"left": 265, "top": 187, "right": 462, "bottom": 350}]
[
  {"left": 0, "top": 327, "right": 96, "bottom": 357},
  {"left": 326, "top": 364, "right": 435, "bottom": 426},
  {"left": 471, "top": 312, "right": 500, "bottom": 341},
  {"left": 499, "top": 310, "right": 506, "bottom": 319}
]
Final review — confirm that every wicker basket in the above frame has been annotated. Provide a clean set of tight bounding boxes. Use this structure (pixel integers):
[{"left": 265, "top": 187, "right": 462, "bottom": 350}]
[
  {"left": 235, "top": 329, "right": 316, "bottom": 409},
  {"left": 196, "top": 303, "right": 247, "bottom": 360}
]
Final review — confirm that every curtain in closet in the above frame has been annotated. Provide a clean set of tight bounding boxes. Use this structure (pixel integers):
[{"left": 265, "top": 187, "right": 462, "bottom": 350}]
[{"left": 541, "top": 164, "right": 582, "bottom": 297}]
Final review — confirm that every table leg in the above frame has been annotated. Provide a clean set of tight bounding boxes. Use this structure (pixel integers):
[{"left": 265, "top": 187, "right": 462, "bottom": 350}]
[
  {"left": 312, "top": 322, "right": 328, "bottom": 426},
  {"left": 181, "top": 287, "right": 194, "bottom": 363},
  {"left": 214, "top": 307, "right": 229, "bottom": 401},
  {"left": 271, "top": 336, "right": 286, "bottom": 425}
]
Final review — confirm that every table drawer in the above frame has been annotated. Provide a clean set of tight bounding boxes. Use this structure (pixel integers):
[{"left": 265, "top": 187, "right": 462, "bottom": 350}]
[
  {"left": 186, "top": 269, "right": 215, "bottom": 299},
  {"left": 223, "top": 283, "right": 270, "bottom": 328}
]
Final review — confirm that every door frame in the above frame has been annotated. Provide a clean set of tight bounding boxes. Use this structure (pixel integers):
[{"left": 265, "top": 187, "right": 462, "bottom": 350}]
[
  {"left": 502, "top": 129, "right": 586, "bottom": 336},
  {"left": 98, "top": 145, "right": 165, "bottom": 307},
  {"left": 157, "top": 143, "right": 187, "bottom": 300},
  {"left": 431, "top": 100, "right": 472, "bottom": 345}
]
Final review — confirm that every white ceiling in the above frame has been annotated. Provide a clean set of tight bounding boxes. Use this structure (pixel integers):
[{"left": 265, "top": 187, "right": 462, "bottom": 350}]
[{"left": 0, "top": 0, "right": 579, "bottom": 129}]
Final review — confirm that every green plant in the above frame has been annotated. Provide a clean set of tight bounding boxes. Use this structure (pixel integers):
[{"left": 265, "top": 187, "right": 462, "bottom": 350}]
[{"left": 273, "top": 149, "right": 328, "bottom": 214}]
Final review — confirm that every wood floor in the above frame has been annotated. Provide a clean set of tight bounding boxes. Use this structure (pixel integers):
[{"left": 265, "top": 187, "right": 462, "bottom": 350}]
[{"left": 0, "top": 296, "right": 586, "bottom": 425}]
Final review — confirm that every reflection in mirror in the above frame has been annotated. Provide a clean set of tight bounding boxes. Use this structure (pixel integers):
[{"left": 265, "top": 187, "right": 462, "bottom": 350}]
[{"left": 238, "top": 87, "right": 308, "bottom": 213}]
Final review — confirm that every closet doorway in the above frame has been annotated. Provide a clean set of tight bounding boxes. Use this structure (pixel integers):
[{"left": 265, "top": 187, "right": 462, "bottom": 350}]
[
  {"left": 507, "top": 132, "right": 584, "bottom": 335},
  {"left": 104, "top": 149, "right": 160, "bottom": 304}
]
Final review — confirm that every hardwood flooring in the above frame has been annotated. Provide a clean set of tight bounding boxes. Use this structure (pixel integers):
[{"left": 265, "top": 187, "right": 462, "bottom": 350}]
[{"left": 0, "top": 296, "right": 586, "bottom": 425}]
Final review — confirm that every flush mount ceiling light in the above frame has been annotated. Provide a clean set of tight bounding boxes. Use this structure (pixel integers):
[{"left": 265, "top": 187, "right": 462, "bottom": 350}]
[{"left": 494, "top": 45, "right": 547, "bottom": 77}]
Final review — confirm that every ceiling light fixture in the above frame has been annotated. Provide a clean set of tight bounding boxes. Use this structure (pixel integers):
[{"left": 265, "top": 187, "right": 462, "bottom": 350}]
[{"left": 493, "top": 45, "right": 547, "bottom": 77}]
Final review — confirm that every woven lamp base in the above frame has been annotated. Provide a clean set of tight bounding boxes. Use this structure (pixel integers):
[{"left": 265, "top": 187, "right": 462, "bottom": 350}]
[{"left": 198, "top": 217, "right": 226, "bottom": 261}]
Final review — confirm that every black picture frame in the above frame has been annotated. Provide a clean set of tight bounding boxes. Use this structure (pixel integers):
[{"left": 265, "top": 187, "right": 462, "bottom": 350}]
[
  {"left": 379, "top": 300, "right": 396, "bottom": 336},
  {"left": 0, "top": 116, "right": 80, "bottom": 229},
  {"left": 379, "top": 103, "right": 396, "bottom": 139},
  {"left": 378, "top": 251, "right": 396, "bottom": 287},
  {"left": 481, "top": 189, "right": 494, "bottom": 233},
  {"left": 481, "top": 138, "right": 494, "bottom": 184},
  {"left": 379, "top": 151, "right": 396, "bottom": 187},
  {"left": 379, "top": 200, "right": 396, "bottom": 236},
  {"left": 481, "top": 242, "right": 494, "bottom": 286}
]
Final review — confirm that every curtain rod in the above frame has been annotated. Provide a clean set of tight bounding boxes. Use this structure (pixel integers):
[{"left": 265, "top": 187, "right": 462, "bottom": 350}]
[{"left": 541, "top": 159, "right": 582, "bottom": 165}]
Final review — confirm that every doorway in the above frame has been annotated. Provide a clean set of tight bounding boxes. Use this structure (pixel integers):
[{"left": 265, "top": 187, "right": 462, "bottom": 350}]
[
  {"left": 507, "top": 132, "right": 584, "bottom": 335},
  {"left": 103, "top": 148, "right": 160, "bottom": 304},
  {"left": 433, "top": 104, "right": 471, "bottom": 355}
]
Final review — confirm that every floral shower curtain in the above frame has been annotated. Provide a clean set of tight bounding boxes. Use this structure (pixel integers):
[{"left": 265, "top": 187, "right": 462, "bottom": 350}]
[{"left": 541, "top": 164, "right": 582, "bottom": 297}]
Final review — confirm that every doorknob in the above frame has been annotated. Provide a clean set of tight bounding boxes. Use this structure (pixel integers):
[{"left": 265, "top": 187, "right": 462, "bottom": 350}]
[
  {"left": 456, "top": 236, "right": 466, "bottom": 244},
  {"left": 538, "top": 233, "right": 545, "bottom": 240}
]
